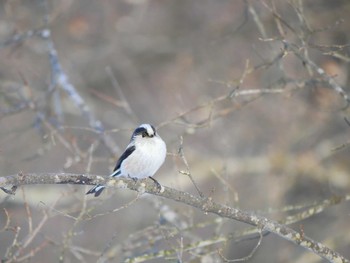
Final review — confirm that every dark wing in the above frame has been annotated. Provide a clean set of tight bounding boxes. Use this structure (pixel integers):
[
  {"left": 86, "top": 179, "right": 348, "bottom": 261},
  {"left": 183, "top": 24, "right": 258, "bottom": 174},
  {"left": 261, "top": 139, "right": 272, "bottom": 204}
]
[{"left": 113, "top": 145, "right": 136, "bottom": 172}]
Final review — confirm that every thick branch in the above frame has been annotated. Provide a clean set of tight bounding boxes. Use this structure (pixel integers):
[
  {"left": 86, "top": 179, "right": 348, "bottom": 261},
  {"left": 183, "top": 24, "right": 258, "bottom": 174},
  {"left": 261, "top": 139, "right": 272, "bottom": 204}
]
[{"left": 0, "top": 173, "right": 348, "bottom": 263}]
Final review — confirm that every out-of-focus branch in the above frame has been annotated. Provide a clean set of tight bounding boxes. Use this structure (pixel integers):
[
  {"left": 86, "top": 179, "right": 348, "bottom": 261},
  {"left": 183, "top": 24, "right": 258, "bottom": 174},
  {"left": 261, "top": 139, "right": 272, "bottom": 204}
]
[
  {"left": 39, "top": 29, "right": 120, "bottom": 155},
  {"left": 283, "top": 40, "right": 350, "bottom": 108},
  {"left": 0, "top": 173, "right": 348, "bottom": 263},
  {"left": 1, "top": 30, "right": 120, "bottom": 155}
]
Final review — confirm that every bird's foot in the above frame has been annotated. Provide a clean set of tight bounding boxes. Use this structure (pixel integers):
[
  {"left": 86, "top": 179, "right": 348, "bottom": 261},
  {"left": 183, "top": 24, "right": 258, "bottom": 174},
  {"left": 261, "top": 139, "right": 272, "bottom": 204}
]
[
  {"left": 128, "top": 175, "right": 138, "bottom": 183},
  {"left": 149, "top": 176, "right": 163, "bottom": 192}
]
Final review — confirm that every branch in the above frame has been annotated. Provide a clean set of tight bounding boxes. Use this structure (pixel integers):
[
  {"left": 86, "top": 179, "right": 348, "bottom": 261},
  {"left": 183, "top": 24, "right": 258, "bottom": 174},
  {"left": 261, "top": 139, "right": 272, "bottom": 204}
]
[
  {"left": 40, "top": 29, "right": 120, "bottom": 155},
  {"left": 283, "top": 40, "right": 350, "bottom": 108},
  {"left": 0, "top": 173, "right": 348, "bottom": 263}
]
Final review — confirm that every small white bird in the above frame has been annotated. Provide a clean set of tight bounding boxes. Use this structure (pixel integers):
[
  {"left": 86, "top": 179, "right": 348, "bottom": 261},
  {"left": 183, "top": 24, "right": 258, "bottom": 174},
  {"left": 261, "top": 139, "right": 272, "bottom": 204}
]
[{"left": 86, "top": 124, "right": 167, "bottom": 197}]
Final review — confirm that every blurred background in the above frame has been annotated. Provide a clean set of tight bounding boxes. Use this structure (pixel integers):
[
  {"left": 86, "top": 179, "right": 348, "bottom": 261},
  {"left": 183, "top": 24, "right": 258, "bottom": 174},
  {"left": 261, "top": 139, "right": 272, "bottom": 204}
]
[{"left": 1, "top": 0, "right": 350, "bottom": 262}]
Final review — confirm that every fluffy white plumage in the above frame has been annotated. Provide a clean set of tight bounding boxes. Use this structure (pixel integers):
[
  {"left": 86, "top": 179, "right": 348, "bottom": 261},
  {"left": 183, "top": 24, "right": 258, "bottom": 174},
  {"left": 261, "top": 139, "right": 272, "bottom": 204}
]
[{"left": 86, "top": 124, "right": 166, "bottom": 197}]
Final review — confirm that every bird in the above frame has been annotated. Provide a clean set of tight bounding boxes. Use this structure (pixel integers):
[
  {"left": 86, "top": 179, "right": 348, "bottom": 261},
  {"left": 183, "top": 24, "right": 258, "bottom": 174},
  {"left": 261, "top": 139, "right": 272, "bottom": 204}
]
[{"left": 86, "top": 124, "right": 167, "bottom": 197}]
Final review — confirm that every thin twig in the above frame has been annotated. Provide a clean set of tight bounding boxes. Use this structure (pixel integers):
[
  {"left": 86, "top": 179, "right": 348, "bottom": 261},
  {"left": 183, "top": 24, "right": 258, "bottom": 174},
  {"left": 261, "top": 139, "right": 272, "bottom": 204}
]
[
  {"left": 218, "top": 228, "right": 263, "bottom": 262},
  {"left": 178, "top": 136, "right": 204, "bottom": 198}
]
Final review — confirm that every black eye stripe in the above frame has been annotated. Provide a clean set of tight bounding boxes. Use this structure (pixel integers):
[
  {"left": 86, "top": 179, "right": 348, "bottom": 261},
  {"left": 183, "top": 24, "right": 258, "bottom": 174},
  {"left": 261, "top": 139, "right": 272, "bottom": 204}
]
[
  {"left": 151, "top": 125, "right": 156, "bottom": 135},
  {"left": 132, "top": 125, "right": 156, "bottom": 138},
  {"left": 133, "top": 127, "right": 147, "bottom": 137}
]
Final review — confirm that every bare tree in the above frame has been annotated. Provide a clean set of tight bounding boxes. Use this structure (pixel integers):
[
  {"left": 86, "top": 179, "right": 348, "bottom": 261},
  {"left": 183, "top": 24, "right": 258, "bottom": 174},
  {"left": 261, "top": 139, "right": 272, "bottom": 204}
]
[{"left": 0, "top": 0, "right": 349, "bottom": 262}]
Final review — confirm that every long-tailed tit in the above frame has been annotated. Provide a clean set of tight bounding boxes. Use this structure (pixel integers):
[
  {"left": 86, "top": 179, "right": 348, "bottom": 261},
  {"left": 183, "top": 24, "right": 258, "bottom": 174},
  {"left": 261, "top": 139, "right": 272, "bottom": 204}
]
[{"left": 86, "top": 124, "right": 166, "bottom": 197}]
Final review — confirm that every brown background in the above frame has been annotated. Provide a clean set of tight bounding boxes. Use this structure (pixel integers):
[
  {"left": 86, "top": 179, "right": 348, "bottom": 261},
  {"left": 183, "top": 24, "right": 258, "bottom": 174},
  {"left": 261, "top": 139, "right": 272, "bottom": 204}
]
[{"left": 1, "top": 0, "right": 350, "bottom": 262}]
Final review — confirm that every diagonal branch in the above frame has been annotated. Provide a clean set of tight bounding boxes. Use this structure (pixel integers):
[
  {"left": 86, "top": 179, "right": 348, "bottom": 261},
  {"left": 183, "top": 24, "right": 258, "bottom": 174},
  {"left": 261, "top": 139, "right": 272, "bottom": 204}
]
[{"left": 0, "top": 173, "right": 348, "bottom": 263}]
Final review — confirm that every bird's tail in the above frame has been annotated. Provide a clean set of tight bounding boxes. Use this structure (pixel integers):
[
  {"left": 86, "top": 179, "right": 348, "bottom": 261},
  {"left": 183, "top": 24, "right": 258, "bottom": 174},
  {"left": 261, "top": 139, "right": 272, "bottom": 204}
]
[{"left": 86, "top": 184, "right": 106, "bottom": 197}]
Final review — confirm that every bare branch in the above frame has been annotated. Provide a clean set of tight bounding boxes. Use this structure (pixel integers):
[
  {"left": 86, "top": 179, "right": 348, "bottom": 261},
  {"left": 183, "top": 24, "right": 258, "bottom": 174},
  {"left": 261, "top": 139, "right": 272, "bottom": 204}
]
[
  {"left": 40, "top": 29, "right": 120, "bottom": 155},
  {"left": 178, "top": 136, "right": 203, "bottom": 198},
  {"left": 0, "top": 173, "right": 348, "bottom": 263},
  {"left": 218, "top": 228, "right": 263, "bottom": 262},
  {"left": 283, "top": 40, "right": 350, "bottom": 108}
]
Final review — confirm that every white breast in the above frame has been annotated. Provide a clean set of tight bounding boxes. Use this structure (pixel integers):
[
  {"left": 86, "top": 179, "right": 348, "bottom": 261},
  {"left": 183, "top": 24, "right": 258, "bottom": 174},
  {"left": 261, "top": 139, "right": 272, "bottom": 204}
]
[{"left": 120, "top": 136, "right": 166, "bottom": 179}]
